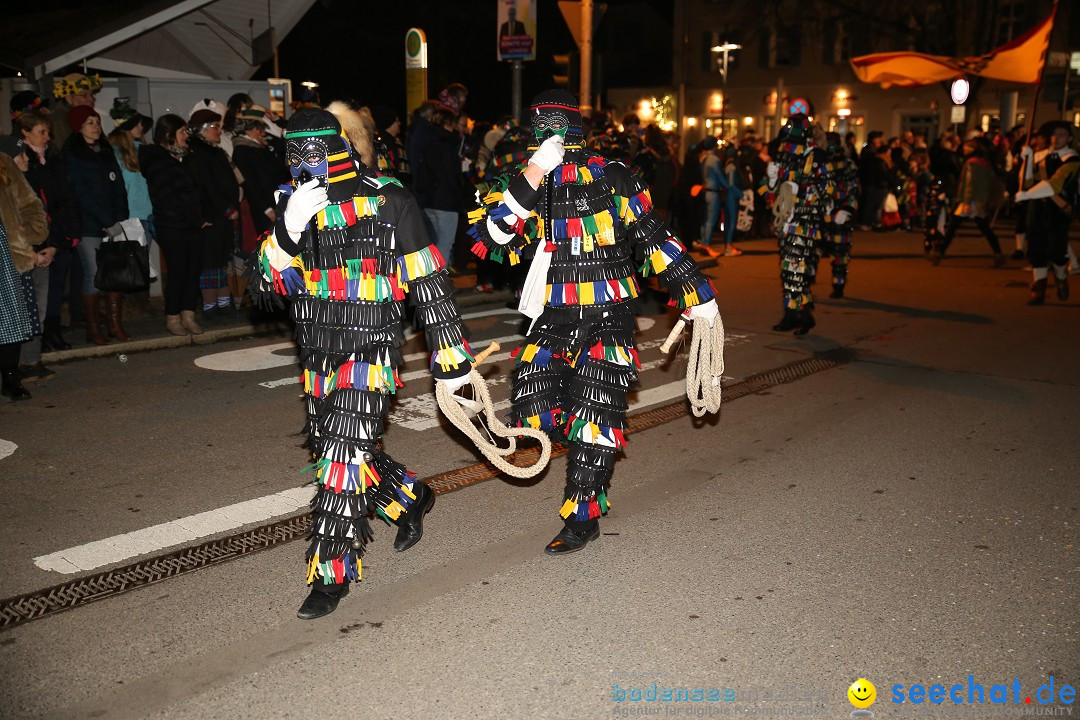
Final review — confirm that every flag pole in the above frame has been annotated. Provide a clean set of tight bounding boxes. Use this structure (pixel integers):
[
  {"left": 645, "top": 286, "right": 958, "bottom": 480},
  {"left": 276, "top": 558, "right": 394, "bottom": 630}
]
[{"left": 1026, "top": 0, "right": 1059, "bottom": 142}]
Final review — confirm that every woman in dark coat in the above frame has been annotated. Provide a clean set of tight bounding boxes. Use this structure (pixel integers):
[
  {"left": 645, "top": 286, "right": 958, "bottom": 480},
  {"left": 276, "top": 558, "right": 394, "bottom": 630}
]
[
  {"left": 408, "top": 104, "right": 464, "bottom": 267},
  {"left": 231, "top": 109, "right": 287, "bottom": 238},
  {"left": 185, "top": 108, "right": 240, "bottom": 322},
  {"left": 62, "top": 106, "right": 129, "bottom": 345},
  {"left": 140, "top": 114, "right": 205, "bottom": 336}
]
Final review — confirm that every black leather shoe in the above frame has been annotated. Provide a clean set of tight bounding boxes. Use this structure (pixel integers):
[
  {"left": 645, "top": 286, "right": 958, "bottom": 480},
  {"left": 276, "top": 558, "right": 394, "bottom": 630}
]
[
  {"left": 794, "top": 309, "right": 816, "bottom": 336},
  {"left": 393, "top": 482, "right": 435, "bottom": 552},
  {"left": 829, "top": 285, "right": 844, "bottom": 299},
  {"left": 296, "top": 583, "right": 349, "bottom": 620},
  {"left": 544, "top": 522, "right": 600, "bottom": 555},
  {"left": 772, "top": 309, "right": 799, "bottom": 332},
  {"left": 1056, "top": 276, "right": 1070, "bottom": 302},
  {"left": 1, "top": 368, "right": 31, "bottom": 401}
]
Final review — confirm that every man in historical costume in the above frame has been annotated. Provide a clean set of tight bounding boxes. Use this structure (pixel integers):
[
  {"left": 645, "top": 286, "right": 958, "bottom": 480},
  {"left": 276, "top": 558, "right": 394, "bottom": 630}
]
[
  {"left": 50, "top": 72, "right": 102, "bottom": 149},
  {"left": 1014, "top": 120, "right": 1078, "bottom": 305},
  {"left": 467, "top": 90, "right": 719, "bottom": 554},
  {"left": 762, "top": 114, "right": 833, "bottom": 335},
  {"left": 252, "top": 108, "right": 473, "bottom": 619},
  {"left": 818, "top": 132, "right": 860, "bottom": 299}
]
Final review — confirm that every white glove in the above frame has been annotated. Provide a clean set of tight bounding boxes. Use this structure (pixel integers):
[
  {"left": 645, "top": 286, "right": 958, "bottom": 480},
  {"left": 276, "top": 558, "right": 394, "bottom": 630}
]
[
  {"left": 528, "top": 134, "right": 565, "bottom": 173},
  {"left": 1020, "top": 145, "right": 1034, "bottom": 162},
  {"left": 436, "top": 372, "right": 472, "bottom": 394},
  {"left": 766, "top": 162, "right": 779, "bottom": 184},
  {"left": 283, "top": 179, "right": 329, "bottom": 236},
  {"left": 833, "top": 209, "right": 850, "bottom": 225},
  {"left": 688, "top": 299, "right": 719, "bottom": 327},
  {"left": 1014, "top": 190, "right": 1029, "bottom": 202}
]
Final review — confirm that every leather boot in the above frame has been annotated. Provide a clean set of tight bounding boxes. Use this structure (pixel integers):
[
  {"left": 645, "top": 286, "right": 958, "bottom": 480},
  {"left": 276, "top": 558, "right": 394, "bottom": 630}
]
[
  {"left": 772, "top": 309, "right": 799, "bottom": 332},
  {"left": 1, "top": 366, "right": 31, "bottom": 401},
  {"left": 82, "top": 294, "right": 110, "bottom": 346},
  {"left": 43, "top": 317, "right": 71, "bottom": 351},
  {"left": 544, "top": 520, "right": 600, "bottom": 555},
  {"left": 1056, "top": 275, "right": 1070, "bottom": 302},
  {"left": 180, "top": 310, "right": 203, "bottom": 335},
  {"left": 296, "top": 582, "right": 349, "bottom": 620},
  {"left": 165, "top": 314, "right": 187, "bottom": 335},
  {"left": 1028, "top": 279, "right": 1047, "bottom": 306},
  {"left": 794, "top": 307, "right": 816, "bottom": 336},
  {"left": 106, "top": 292, "right": 132, "bottom": 342},
  {"left": 393, "top": 482, "right": 436, "bottom": 552}
]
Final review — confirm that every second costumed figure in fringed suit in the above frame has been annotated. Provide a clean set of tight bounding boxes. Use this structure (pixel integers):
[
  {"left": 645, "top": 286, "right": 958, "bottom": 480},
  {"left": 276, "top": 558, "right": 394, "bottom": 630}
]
[
  {"left": 467, "top": 90, "right": 720, "bottom": 554},
  {"left": 819, "top": 132, "right": 860, "bottom": 299},
  {"left": 762, "top": 114, "right": 834, "bottom": 335},
  {"left": 252, "top": 108, "right": 473, "bottom": 619}
]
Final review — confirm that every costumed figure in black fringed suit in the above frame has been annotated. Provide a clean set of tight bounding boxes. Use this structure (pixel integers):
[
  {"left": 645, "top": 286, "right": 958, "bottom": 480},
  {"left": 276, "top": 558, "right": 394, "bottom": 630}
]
[
  {"left": 762, "top": 114, "right": 830, "bottom": 335},
  {"left": 251, "top": 108, "right": 473, "bottom": 619},
  {"left": 819, "top": 132, "right": 859, "bottom": 299},
  {"left": 466, "top": 91, "right": 719, "bottom": 554}
]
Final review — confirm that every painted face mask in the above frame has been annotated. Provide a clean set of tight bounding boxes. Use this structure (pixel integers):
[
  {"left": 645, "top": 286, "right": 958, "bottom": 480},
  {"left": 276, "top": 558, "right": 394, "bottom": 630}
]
[
  {"left": 528, "top": 89, "right": 583, "bottom": 146},
  {"left": 287, "top": 137, "right": 329, "bottom": 185}
]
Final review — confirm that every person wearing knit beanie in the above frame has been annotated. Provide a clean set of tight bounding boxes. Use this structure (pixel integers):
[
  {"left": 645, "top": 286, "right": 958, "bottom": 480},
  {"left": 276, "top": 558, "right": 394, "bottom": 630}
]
[{"left": 67, "top": 106, "right": 100, "bottom": 134}]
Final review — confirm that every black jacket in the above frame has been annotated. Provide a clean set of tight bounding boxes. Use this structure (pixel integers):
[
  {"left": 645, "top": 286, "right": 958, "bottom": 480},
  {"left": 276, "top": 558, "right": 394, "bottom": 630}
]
[
  {"left": 62, "top": 135, "right": 128, "bottom": 237},
  {"left": 23, "top": 145, "right": 80, "bottom": 251},
  {"left": 408, "top": 117, "right": 464, "bottom": 212},
  {"left": 186, "top": 136, "right": 240, "bottom": 266},
  {"left": 139, "top": 144, "right": 202, "bottom": 232},
  {"left": 232, "top": 138, "right": 288, "bottom": 234}
]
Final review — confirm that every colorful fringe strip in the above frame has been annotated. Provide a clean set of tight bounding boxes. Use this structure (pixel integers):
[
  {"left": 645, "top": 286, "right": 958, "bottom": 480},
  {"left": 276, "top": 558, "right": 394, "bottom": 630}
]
[
  {"left": 315, "top": 196, "right": 380, "bottom": 230},
  {"left": 671, "top": 278, "right": 717, "bottom": 310},
  {"left": 310, "top": 457, "right": 382, "bottom": 494},
  {"left": 257, "top": 233, "right": 308, "bottom": 296},
  {"left": 614, "top": 189, "right": 654, "bottom": 224},
  {"left": 397, "top": 245, "right": 446, "bottom": 283},
  {"left": 517, "top": 407, "right": 563, "bottom": 430},
  {"left": 545, "top": 276, "right": 640, "bottom": 307},
  {"left": 573, "top": 341, "right": 640, "bottom": 369},
  {"left": 563, "top": 413, "right": 627, "bottom": 449},
  {"left": 546, "top": 208, "right": 617, "bottom": 248},
  {"left": 303, "top": 360, "right": 403, "bottom": 397},
  {"left": 549, "top": 156, "right": 608, "bottom": 186},
  {"left": 514, "top": 342, "right": 555, "bottom": 367},
  {"left": 307, "top": 549, "right": 361, "bottom": 585},
  {"left": 641, "top": 238, "right": 688, "bottom": 276},
  {"left": 303, "top": 261, "right": 405, "bottom": 302},
  {"left": 559, "top": 490, "right": 610, "bottom": 522},
  {"left": 431, "top": 338, "right": 476, "bottom": 374}
]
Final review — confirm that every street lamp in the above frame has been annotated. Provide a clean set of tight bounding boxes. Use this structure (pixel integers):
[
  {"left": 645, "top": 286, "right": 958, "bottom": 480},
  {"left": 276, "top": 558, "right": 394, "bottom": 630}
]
[{"left": 711, "top": 42, "right": 742, "bottom": 141}]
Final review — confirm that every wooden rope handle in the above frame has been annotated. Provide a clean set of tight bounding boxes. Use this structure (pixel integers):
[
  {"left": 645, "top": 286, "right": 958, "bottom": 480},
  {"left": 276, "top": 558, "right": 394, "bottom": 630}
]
[
  {"left": 472, "top": 341, "right": 501, "bottom": 366},
  {"left": 659, "top": 318, "right": 687, "bottom": 355}
]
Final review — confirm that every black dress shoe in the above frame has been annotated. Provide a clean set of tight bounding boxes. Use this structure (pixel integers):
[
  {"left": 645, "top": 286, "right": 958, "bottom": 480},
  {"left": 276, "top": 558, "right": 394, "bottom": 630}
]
[
  {"left": 829, "top": 285, "right": 844, "bottom": 299},
  {"left": 793, "top": 309, "right": 816, "bottom": 336},
  {"left": 544, "top": 522, "right": 600, "bottom": 555},
  {"left": 393, "top": 482, "right": 435, "bottom": 552},
  {"left": 296, "top": 583, "right": 350, "bottom": 620},
  {"left": 1057, "top": 276, "right": 1070, "bottom": 302},
  {"left": 772, "top": 309, "right": 799, "bottom": 332}
]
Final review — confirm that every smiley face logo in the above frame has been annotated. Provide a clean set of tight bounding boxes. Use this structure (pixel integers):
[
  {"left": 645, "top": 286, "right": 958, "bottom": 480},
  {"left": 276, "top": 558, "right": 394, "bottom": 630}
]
[{"left": 848, "top": 679, "right": 876, "bottom": 709}]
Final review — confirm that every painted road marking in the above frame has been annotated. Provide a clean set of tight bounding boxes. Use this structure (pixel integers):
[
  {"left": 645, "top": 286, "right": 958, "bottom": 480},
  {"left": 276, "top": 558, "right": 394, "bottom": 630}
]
[
  {"left": 195, "top": 342, "right": 297, "bottom": 372},
  {"left": 33, "top": 485, "right": 315, "bottom": 574},
  {"left": 0, "top": 439, "right": 16, "bottom": 460}
]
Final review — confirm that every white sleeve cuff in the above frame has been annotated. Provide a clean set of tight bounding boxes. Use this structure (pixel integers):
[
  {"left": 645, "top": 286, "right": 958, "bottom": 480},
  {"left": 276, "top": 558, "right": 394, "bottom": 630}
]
[
  {"left": 486, "top": 217, "right": 517, "bottom": 246},
  {"left": 1024, "top": 181, "right": 1055, "bottom": 201},
  {"left": 503, "top": 189, "right": 531, "bottom": 220},
  {"left": 265, "top": 229, "right": 299, "bottom": 272}
]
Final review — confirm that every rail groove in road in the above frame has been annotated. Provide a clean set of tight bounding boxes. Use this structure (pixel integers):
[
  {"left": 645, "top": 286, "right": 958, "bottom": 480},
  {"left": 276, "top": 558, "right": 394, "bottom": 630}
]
[{"left": 0, "top": 348, "right": 854, "bottom": 631}]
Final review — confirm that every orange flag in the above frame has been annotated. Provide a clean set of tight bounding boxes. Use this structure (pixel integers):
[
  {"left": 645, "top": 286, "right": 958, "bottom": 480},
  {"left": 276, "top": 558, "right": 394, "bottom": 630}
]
[{"left": 851, "top": 10, "right": 1056, "bottom": 88}]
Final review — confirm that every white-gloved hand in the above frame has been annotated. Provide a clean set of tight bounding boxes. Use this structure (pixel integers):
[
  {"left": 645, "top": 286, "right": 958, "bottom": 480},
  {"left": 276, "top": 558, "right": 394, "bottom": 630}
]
[
  {"left": 436, "top": 372, "right": 472, "bottom": 394},
  {"left": 688, "top": 299, "right": 719, "bottom": 327},
  {"left": 833, "top": 209, "right": 850, "bottom": 225},
  {"left": 528, "top": 134, "right": 565, "bottom": 173},
  {"left": 283, "top": 179, "right": 329, "bottom": 236},
  {"left": 766, "top": 161, "right": 779, "bottom": 184},
  {"left": 1014, "top": 189, "right": 1029, "bottom": 202},
  {"left": 1020, "top": 145, "right": 1034, "bottom": 162}
]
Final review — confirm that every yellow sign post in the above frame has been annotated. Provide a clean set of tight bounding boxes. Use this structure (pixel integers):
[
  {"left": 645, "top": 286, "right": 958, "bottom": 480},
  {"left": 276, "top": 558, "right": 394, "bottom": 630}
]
[{"left": 405, "top": 28, "right": 428, "bottom": 119}]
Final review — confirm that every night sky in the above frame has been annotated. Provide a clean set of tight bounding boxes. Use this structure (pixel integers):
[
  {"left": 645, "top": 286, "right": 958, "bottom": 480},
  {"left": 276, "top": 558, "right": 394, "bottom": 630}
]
[{"left": 259, "top": 0, "right": 674, "bottom": 122}]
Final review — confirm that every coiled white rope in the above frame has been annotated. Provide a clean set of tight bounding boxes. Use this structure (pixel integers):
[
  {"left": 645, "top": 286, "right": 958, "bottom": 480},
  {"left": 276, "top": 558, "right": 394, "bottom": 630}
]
[
  {"left": 660, "top": 314, "right": 725, "bottom": 417},
  {"left": 435, "top": 342, "right": 553, "bottom": 478}
]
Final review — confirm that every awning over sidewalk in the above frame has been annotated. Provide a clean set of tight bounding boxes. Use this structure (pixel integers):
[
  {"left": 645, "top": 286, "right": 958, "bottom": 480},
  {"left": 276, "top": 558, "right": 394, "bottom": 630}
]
[{"left": 18, "top": 0, "right": 314, "bottom": 81}]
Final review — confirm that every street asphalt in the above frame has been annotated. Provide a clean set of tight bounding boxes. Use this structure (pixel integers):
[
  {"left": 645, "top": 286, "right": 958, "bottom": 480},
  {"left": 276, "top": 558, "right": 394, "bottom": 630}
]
[{"left": 0, "top": 227, "right": 1076, "bottom": 720}]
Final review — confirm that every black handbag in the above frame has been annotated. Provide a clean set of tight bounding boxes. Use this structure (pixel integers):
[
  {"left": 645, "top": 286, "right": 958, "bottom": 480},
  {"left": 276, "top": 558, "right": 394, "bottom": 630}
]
[{"left": 94, "top": 240, "right": 151, "bottom": 293}]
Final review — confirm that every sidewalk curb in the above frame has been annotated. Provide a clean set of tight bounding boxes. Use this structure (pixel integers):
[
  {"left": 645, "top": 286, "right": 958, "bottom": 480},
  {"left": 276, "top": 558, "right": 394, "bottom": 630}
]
[{"left": 40, "top": 262, "right": 716, "bottom": 364}]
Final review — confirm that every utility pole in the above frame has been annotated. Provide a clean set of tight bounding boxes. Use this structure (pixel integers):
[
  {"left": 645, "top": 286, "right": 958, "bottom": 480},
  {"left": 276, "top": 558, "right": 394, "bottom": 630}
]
[{"left": 580, "top": 0, "right": 593, "bottom": 113}]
